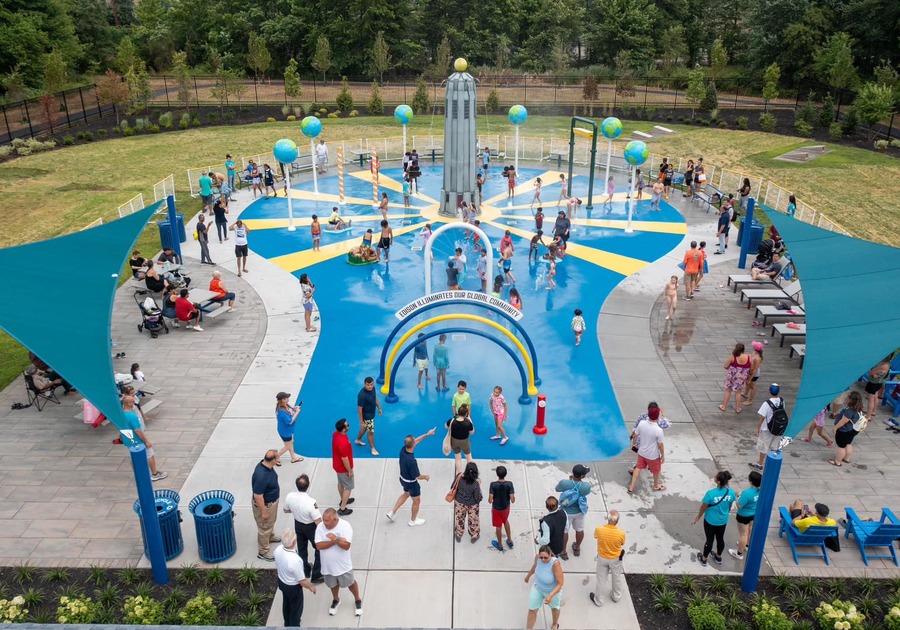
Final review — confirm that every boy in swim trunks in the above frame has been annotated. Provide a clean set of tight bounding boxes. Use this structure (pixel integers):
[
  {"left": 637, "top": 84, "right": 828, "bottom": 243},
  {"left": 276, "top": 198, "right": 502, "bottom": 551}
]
[
  {"left": 412, "top": 333, "right": 430, "bottom": 389},
  {"left": 377, "top": 220, "right": 393, "bottom": 262},
  {"left": 310, "top": 214, "right": 321, "bottom": 251}
]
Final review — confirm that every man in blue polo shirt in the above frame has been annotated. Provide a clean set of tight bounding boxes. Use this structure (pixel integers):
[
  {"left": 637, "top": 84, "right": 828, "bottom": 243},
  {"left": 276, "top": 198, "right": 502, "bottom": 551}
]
[
  {"left": 385, "top": 428, "right": 436, "bottom": 527},
  {"left": 252, "top": 449, "right": 281, "bottom": 561},
  {"left": 120, "top": 393, "right": 168, "bottom": 482}
]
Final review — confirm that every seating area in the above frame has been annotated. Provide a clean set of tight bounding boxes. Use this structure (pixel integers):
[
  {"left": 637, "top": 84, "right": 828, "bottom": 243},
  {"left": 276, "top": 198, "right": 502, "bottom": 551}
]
[
  {"left": 844, "top": 507, "right": 900, "bottom": 566},
  {"left": 693, "top": 182, "right": 724, "bottom": 212},
  {"left": 778, "top": 507, "right": 840, "bottom": 565},
  {"left": 740, "top": 279, "right": 802, "bottom": 309},
  {"left": 23, "top": 371, "right": 60, "bottom": 411}
]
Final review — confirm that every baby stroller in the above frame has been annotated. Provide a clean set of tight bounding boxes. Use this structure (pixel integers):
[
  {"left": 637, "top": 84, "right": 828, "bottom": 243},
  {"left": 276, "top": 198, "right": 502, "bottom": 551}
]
[
  {"left": 753, "top": 238, "right": 785, "bottom": 268},
  {"left": 134, "top": 290, "right": 169, "bottom": 338}
]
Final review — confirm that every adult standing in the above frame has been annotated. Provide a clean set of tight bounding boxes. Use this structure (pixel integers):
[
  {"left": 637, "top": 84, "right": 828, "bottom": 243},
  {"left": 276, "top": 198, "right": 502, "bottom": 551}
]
[
  {"left": 452, "top": 462, "right": 483, "bottom": 543},
  {"left": 739, "top": 177, "right": 752, "bottom": 208},
  {"left": 282, "top": 474, "right": 324, "bottom": 584},
  {"left": 524, "top": 545, "right": 564, "bottom": 630},
  {"left": 714, "top": 206, "right": 729, "bottom": 255},
  {"left": 863, "top": 360, "right": 890, "bottom": 419},
  {"left": 196, "top": 214, "right": 214, "bottom": 265},
  {"left": 212, "top": 196, "right": 229, "bottom": 244},
  {"left": 273, "top": 529, "right": 318, "bottom": 627},
  {"left": 445, "top": 404, "right": 475, "bottom": 474},
  {"left": 750, "top": 384, "right": 787, "bottom": 471},
  {"left": 694, "top": 158, "right": 707, "bottom": 195},
  {"left": 252, "top": 449, "right": 281, "bottom": 561},
  {"left": 225, "top": 154, "right": 236, "bottom": 191},
  {"left": 198, "top": 171, "right": 213, "bottom": 214},
  {"left": 692, "top": 470, "right": 736, "bottom": 567},
  {"left": 681, "top": 241, "right": 702, "bottom": 300},
  {"left": 555, "top": 464, "right": 591, "bottom": 559},
  {"left": 299, "top": 274, "right": 317, "bottom": 333},
  {"left": 316, "top": 139, "right": 329, "bottom": 174},
  {"left": 386, "top": 428, "right": 436, "bottom": 526},
  {"left": 627, "top": 402, "right": 671, "bottom": 475},
  {"left": 119, "top": 392, "right": 167, "bottom": 481},
  {"left": 728, "top": 471, "right": 761, "bottom": 561},
  {"left": 719, "top": 343, "right": 753, "bottom": 413},
  {"left": 315, "top": 508, "right": 363, "bottom": 618},
  {"left": 274, "top": 392, "right": 303, "bottom": 465},
  {"left": 230, "top": 219, "right": 250, "bottom": 277},
  {"left": 553, "top": 210, "right": 571, "bottom": 243},
  {"left": 536, "top": 496, "right": 567, "bottom": 558},
  {"left": 355, "top": 376, "right": 382, "bottom": 456},
  {"left": 627, "top": 407, "right": 666, "bottom": 493},
  {"left": 332, "top": 419, "right": 355, "bottom": 516},
  {"left": 683, "top": 159, "right": 694, "bottom": 198},
  {"left": 829, "top": 390, "right": 864, "bottom": 467},
  {"left": 590, "top": 511, "right": 626, "bottom": 607}
]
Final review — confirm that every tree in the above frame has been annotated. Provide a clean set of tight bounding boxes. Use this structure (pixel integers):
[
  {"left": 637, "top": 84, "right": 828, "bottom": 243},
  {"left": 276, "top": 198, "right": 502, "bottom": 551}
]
[
  {"left": 582, "top": 75, "right": 599, "bottom": 116},
  {"left": 818, "top": 93, "right": 835, "bottom": 126},
  {"left": 815, "top": 32, "right": 857, "bottom": 92},
  {"left": 762, "top": 62, "right": 781, "bottom": 111},
  {"left": 43, "top": 50, "right": 68, "bottom": 94},
  {"left": 312, "top": 36, "right": 333, "bottom": 81},
  {"left": 367, "top": 81, "right": 384, "bottom": 115},
  {"left": 114, "top": 36, "right": 137, "bottom": 75},
  {"left": 284, "top": 59, "right": 302, "bottom": 106},
  {"left": 854, "top": 82, "right": 894, "bottom": 141},
  {"left": 659, "top": 25, "right": 688, "bottom": 76},
  {"left": 247, "top": 33, "right": 272, "bottom": 82},
  {"left": 210, "top": 68, "right": 241, "bottom": 115},
  {"left": 685, "top": 67, "right": 705, "bottom": 119},
  {"left": 0, "top": 65, "right": 28, "bottom": 102},
  {"left": 172, "top": 51, "right": 192, "bottom": 110},
  {"left": 95, "top": 69, "right": 130, "bottom": 124},
  {"left": 125, "top": 61, "right": 151, "bottom": 113},
  {"left": 431, "top": 34, "right": 451, "bottom": 80},
  {"left": 412, "top": 75, "right": 431, "bottom": 114},
  {"left": 370, "top": 31, "right": 391, "bottom": 82},
  {"left": 614, "top": 50, "right": 636, "bottom": 98},
  {"left": 700, "top": 81, "right": 718, "bottom": 114},
  {"left": 335, "top": 76, "right": 353, "bottom": 113},
  {"left": 550, "top": 38, "right": 569, "bottom": 77},
  {"left": 709, "top": 38, "right": 728, "bottom": 80},
  {"left": 495, "top": 35, "right": 511, "bottom": 71},
  {"left": 586, "top": 0, "right": 657, "bottom": 65}
]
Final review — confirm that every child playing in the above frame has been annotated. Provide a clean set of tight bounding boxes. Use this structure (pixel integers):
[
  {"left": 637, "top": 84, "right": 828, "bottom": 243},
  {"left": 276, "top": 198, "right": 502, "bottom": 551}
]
[
  {"left": 604, "top": 176, "right": 614, "bottom": 207},
  {"left": 419, "top": 223, "right": 432, "bottom": 247},
  {"left": 508, "top": 287, "right": 522, "bottom": 310},
  {"left": 546, "top": 260, "right": 556, "bottom": 290},
  {"left": 477, "top": 249, "right": 487, "bottom": 292},
  {"left": 501, "top": 245, "right": 516, "bottom": 286},
  {"left": 130, "top": 363, "right": 146, "bottom": 382},
  {"left": 472, "top": 219, "right": 483, "bottom": 253},
  {"left": 507, "top": 167, "right": 516, "bottom": 199},
  {"left": 362, "top": 228, "right": 374, "bottom": 250},
  {"left": 650, "top": 180, "right": 664, "bottom": 211},
  {"left": 433, "top": 334, "right": 450, "bottom": 392},
  {"left": 557, "top": 174, "right": 567, "bottom": 206},
  {"left": 571, "top": 309, "right": 586, "bottom": 346},
  {"left": 311, "top": 214, "right": 321, "bottom": 252},
  {"left": 534, "top": 206, "right": 544, "bottom": 232},
  {"left": 802, "top": 405, "right": 834, "bottom": 447},
  {"left": 446, "top": 260, "right": 460, "bottom": 290},
  {"left": 491, "top": 275, "right": 503, "bottom": 299},
  {"left": 452, "top": 380, "right": 471, "bottom": 416},
  {"left": 412, "top": 333, "right": 430, "bottom": 390},
  {"left": 489, "top": 385, "right": 509, "bottom": 445},
  {"left": 403, "top": 177, "right": 410, "bottom": 208},
  {"left": 531, "top": 177, "right": 542, "bottom": 208},
  {"left": 529, "top": 230, "right": 544, "bottom": 263},
  {"left": 500, "top": 230, "right": 514, "bottom": 255},
  {"left": 636, "top": 169, "right": 645, "bottom": 200},
  {"left": 665, "top": 275, "right": 678, "bottom": 320},
  {"left": 489, "top": 466, "right": 516, "bottom": 551}
]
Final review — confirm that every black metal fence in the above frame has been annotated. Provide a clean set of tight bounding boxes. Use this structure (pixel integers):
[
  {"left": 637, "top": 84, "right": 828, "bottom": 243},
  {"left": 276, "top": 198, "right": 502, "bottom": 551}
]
[{"left": 0, "top": 85, "right": 116, "bottom": 143}]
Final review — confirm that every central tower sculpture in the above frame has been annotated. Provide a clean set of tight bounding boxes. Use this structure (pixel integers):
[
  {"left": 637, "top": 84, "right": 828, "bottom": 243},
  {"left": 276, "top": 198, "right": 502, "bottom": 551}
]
[{"left": 439, "top": 58, "right": 478, "bottom": 217}]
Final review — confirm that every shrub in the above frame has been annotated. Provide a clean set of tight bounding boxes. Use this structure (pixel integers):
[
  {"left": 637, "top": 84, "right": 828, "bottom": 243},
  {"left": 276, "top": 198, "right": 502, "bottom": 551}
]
[
  {"left": 124, "top": 128, "right": 135, "bottom": 137},
  {"left": 83, "top": 131, "right": 93, "bottom": 141},
  {"left": 688, "top": 600, "right": 727, "bottom": 630},
  {"left": 158, "top": 112, "right": 173, "bottom": 127},
  {"left": 286, "top": 115, "right": 296, "bottom": 121},
  {"left": 666, "top": 115, "right": 673, "bottom": 121},
  {"left": 815, "top": 600, "right": 865, "bottom": 630},
  {"left": 319, "top": 108, "right": 328, "bottom": 115},
  {"left": 829, "top": 122, "right": 843, "bottom": 140},
  {"left": 412, "top": 76, "right": 431, "bottom": 114},
  {"left": 736, "top": 116, "right": 749, "bottom": 130},
  {"left": 795, "top": 94, "right": 816, "bottom": 127},
  {"left": 759, "top": 112, "right": 777, "bottom": 132},
  {"left": 841, "top": 108, "right": 859, "bottom": 135},
  {"left": 10, "top": 138, "right": 26, "bottom": 149},
  {"left": 123, "top": 595, "right": 164, "bottom": 625},
  {"left": 281, "top": 105, "right": 291, "bottom": 116},
  {"left": 148, "top": 125, "right": 159, "bottom": 134},
  {"left": 794, "top": 120, "right": 813, "bottom": 136},
  {"left": 885, "top": 606, "right": 900, "bottom": 630},
  {"left": 367, "top": 81, "right": 384, "bottom": 115},
  {"left": 314, "top": 112, "right": 321, "bottom": 117},
  {"left": 0, "top": 145, "right": 11, "bottom": 158},
  {"left": 223, "top": 109, "right": 235, "bottom": 121},
  {"left": 751, "top": 598, "right": 791, "bottom": 630},
  {"left": 112, "top": 126, "right": 121, "bottom": 134},
  {"left": 134, "top": 118, "right": 145, "bottom": 131},
  {"left": 17, "top": 146, "right": 32, "bottom": 155},
  {"left": 292, "top": 105, "right": 304, "bottom": 117},
  {"left": 349, "top": 110, "right": 358, "bottom": 117},
  {"left": 697, "top": 118, "right": 710, "bottom": 126},
  {"left": 240, "top": 106, "right": 251, "bottom": 113},
  {"left": 207, "top": 112, "right": 219, "bottom": 123},
  {"left": 56, "top": 595, "right": 96, "bottom": 624},
  {"left": 699, "top": 81, "right": 718, "bottom": 113},
  {"left": 874, "top": 139, "right": 889, "bottom": 150},
  {"left": 76, "top": 131, "right": 86, "bottom": 140},
  {"left": 98, "top": 128, "right": 107, "bottom": 137},
  {"left": 486, "top": 88, "right": 500, "bottom": 113},
  {"left": 178, "top": 592, "right": 216, "bottom": 625},
  {"left": 0, "top": 596, "right": 28, "bottom": 622},
  {"left": 336, "top": 76, "right": 354, "bottom": 112},
  {"left": 818, "top": 94, "right": 835, "bottom": 127},
  {"left": 718, "top": 120, "right": 728, "bottom": 128},
  {"left": 327, "top": 112, "right": 338, "bottom": 118},
  {"left": 891, "top": 139, "right": 900, "bottom": 148},
  {"left": 120, "top": 119, "right": 130, "bottom": 131},
  {"left": 266, "top": 117, "right": 276, "bottom": 123},
  {"left": 62, "top": 135, "right": 75, "bottom": 146},
  {"left": 191, "top": 115, "right": 201, "bottom": 127}
]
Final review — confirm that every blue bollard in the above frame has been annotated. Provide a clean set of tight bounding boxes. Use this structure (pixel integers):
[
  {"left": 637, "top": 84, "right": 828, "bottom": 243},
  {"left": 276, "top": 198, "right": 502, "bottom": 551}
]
[
  {"left": 130, "top": 445, "right": 169, "bottom": 585},
  {"left": 742, "top": 449, "right": 783, "bottom": 593}
]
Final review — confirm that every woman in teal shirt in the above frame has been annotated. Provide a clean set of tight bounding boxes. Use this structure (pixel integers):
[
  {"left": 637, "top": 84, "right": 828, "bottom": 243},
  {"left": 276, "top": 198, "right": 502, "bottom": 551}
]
[
  {"left": 692, "top": 470, "right": 736, "bottom": 566},
  {"left": 786, "top": 194, "right": 796, "bottom": 217},
  {"left": 225, "top": 155, "right": 236, "bottom": 190},
  {"left": 728, "top": 471, "right": 761, "bottom": 561}
]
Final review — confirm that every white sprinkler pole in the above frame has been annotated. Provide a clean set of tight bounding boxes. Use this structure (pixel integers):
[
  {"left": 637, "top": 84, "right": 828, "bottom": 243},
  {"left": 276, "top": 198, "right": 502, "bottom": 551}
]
[
  {"left": 402, "top": 124, "right": 407, "bottom": 155},
  {"left": 625, "top": 165, "right": 636, "bottom": 233},
  {"left": 514, "top": 125, "right": 520, "bottom": 172},
  {"left": 310, "top": 138, "right": 319, "bottom": 195},
  {"left": 285, "top": 167, "right": 295, "bottom": 231},
  {"left": 604, "top": 138, "right": 613, "bottom": 194}
]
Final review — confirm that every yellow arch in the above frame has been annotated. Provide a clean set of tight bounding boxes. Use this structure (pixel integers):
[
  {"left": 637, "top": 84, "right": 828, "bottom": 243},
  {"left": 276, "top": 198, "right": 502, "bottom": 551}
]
[{"left": 382, "top": 314, "right": 538, "bottom": 396}]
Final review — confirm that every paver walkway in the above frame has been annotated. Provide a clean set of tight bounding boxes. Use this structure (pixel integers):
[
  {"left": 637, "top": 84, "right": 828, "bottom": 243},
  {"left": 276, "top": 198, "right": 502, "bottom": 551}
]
[{"left": 0, "top": 165, "right": 896, "bottom": 630}]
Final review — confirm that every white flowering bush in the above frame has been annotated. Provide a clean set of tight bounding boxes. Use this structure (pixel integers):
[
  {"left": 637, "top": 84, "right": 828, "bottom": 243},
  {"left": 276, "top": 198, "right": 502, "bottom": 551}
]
[
  {"left": 123, "top": 595, "right": 164, "bottom": 625},
  {"left": 0, "top": 596, "right": 28, "bottom": 623},
  {"left": 815, "top": 600, "right": 865, "bottom": 630},
  {"left": 884, "top": 606, "right": 900, "bottom": 630},
  {"left": 178, "top": 591, "right": 217, "bottom": 625},
  {"left": 56, "top": 595, "right": 96, "bottom": 624},
  {"left": 752, "top": 598, "right": 792, "bottom": 630}
]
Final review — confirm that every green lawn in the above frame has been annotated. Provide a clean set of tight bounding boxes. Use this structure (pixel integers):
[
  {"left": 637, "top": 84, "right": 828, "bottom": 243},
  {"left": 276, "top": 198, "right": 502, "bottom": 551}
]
[{"left": 0, "top": 116, "right": 895, "bottom": 389}]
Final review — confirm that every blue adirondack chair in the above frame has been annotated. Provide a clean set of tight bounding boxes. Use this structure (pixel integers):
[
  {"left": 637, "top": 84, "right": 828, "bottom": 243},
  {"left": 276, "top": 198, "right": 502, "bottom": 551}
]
[
  {"left": 844, "top": 507, "right": 900, "bottom": 566},
  {"left": 881, "top": 381, "right": 900, "bottom": 420},
  {"left": 778, "top": 507, "right": 840, "bottom": 565}
]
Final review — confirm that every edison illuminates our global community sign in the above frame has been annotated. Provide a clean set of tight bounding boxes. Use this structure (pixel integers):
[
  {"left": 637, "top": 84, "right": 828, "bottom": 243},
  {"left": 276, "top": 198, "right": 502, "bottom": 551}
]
[{"left": 395, "top": 291, "right": 524, "bottom": 321}]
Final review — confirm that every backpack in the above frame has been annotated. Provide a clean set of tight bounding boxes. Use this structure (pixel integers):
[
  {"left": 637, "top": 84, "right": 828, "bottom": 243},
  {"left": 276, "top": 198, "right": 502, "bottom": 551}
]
[
  {"left": 559, "top": 481, "right": 588, "bottom": 514},
  {"left": 851, "top": 411, "right": 868, "bottom": 432},
  {"left": 766, "top": 398, "right": 789, "bottom": 436}
]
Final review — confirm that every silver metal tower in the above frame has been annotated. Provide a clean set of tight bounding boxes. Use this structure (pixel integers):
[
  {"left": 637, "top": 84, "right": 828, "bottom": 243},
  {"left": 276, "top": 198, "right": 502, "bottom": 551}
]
[{"left": 439, "top": 59, "right": 478, "bottom": 217}]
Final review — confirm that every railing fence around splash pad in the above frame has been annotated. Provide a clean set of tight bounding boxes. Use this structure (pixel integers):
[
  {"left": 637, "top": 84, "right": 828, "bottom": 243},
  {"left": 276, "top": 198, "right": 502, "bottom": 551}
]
[{"left": 183, "top": 135, "right": 850, "bottom": 236}]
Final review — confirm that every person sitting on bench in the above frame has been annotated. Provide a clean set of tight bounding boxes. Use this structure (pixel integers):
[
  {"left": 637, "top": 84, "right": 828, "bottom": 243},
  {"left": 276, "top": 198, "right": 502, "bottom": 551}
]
[
  {"left": 175, "top": 289, "right": 203, "bottom": 332},
  {"left": 327, "top": 206, "right": 351, "bottom": 230},
  {"left": 209, "top": 271, "right": 236, "bottom": 312},
  {"left": 750, "top": 253, "right": 784, "bottom": 280}
]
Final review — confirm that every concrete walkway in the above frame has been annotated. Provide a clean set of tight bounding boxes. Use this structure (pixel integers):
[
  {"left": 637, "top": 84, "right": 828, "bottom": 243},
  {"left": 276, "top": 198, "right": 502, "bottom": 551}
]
[{"left": 0, "top": 166, "right": 896, "bottom": 630}]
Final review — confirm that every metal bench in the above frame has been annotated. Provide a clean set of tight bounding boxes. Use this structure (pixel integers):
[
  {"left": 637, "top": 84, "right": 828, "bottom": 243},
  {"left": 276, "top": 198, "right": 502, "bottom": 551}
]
[
  {"left": 728, "top": 274, "right": 776, "bottom": 293},
  {"left": 772, "top": 322, "right": 806, "bottom": 347},
  {"left": 741, "top": 281, "right": 802, "bottom": 310},
  {"left": 693, "top": 183, "right": 724, "bottom": 213},
  {"left": 790, "top": 344, "right": 805, "bottom": 368},
  {"left": 755, "top": 304, "right": 805, "bottom": 327}
]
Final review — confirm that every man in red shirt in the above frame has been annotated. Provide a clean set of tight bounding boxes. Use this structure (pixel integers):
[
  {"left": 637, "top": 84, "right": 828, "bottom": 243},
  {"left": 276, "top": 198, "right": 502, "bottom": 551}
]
[
  {"left": 175, "top": 288, "right": 203, "bottom": 331},
  {"left": 682, "top": 241, "right": 703, "bottom": 301},
  {"left": 209, "top": 270, "right": 236, "bottom": 311},
  {"left": 332, "top": 419, "right": 354, "bottom": 516}
]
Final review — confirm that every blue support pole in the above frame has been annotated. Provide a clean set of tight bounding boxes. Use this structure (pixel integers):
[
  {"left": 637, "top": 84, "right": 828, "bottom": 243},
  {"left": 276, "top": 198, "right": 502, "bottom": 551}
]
[
  {"left": 741, "top": 449, "right": 782, "bottom": 593},
  {"left": 130, "top": 444, "right": 169, "bottom": 585},
  {"left": 166, "top": 195, "right": 182, "bottom": 262},
  {"left": 738, "top": 196, "right": 756, "bottom": 269}
]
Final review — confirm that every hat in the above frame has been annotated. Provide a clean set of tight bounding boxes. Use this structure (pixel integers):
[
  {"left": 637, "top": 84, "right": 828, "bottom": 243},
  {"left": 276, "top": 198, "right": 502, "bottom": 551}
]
[
  {"left": 769, "top": 383, "right": 780, "bottom": 396},
  {"left": 648, "top": 407, "right": 660, "bottom": 420},
  {"left": 814, "top": 503, "right": 829, "bottom": 517},
  {"left": 558, "top": 210, "right": 565, "bottom": 215},
  {"left": 752, "top": 341, "right": 764, "bottom": 352},
  {"left": 572, "top": 464, "right": 590, "bottom": 477},
  {"left": 276, "top": 392, "right": 291, "bottom": 401}
]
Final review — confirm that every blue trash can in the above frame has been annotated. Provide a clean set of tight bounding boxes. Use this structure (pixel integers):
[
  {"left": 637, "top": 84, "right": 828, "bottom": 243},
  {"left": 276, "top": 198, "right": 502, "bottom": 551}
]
[
  {"left": 157, "top": 213, "right": 186, "bottom": 249},
  {"left": 133, "top": 489, "right": 183, "bottom": 561},
  {"left": 189, "top": 490, "right": 237, "bottom": 563},
  {"left": 737, "top": 217, "right": 765, "bottom": 254}
]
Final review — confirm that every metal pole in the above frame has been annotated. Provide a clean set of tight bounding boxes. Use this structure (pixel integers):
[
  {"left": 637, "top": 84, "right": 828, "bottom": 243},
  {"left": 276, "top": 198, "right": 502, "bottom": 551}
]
[
  {"left": 738, "top": 197, "right": 756, "bottom": 269},
  {"left": 63, "top": 91, "right": 72, "bottom": 127},
  {"left": 284, "top": 167, "right": 295, "bottom": 231},
  {"left": 95, "top": 86, "right": 103, "bottom": 119},
  {"left": 23, "top": 101, "right": 34, "bottom": 137},
  {"left": 166, "top": 195, "right": 182, "bottom": 262},
  {"left": 311, "top": 138, "right": 319, "bottom": 194},
  {"left": 402, "top": 124, "right": 407, "bottom": 155},
  {"left": 514, "top": 125, "right": 520, "bottom": 173},
  {"left": 625, "top": 166, "right": 636, "bottom": 233},
  {"left": 129, "top": 444, "right": 169, "bottom": 585},
  {"left": 193, "top": 77, "right": 200, "bottom": 107},
  {"left": 78, "top": 87, "right": 87, "bottom": 123},
  {"left": 1, "top": 105, "right": 10, "bottom": 144},
  {"left": 604, "top": 139, "right": 613, "bottom": 195},
  {"left": 163, "top": 76, "right": 170, "bottom": 108},
  {"left": 742, "top": 450, "right": 782, "bottom": 593}
]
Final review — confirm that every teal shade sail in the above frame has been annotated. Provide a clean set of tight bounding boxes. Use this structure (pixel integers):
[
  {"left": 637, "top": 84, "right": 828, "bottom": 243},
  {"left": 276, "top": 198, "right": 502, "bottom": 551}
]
[{"left": 0, "top": 203, "right": 161, "bottom": 429}]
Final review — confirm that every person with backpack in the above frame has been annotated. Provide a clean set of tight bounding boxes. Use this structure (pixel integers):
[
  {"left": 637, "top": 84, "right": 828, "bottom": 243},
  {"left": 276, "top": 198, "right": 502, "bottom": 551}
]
[
  {"left": 750, "top": 384, "right": 789, "bottom": 471},
  {"left": 554, "top": 464, "right": 591, "bottom": 559},
  {"left": 829, "top": 391, "right": 866, "bottom": 467}
]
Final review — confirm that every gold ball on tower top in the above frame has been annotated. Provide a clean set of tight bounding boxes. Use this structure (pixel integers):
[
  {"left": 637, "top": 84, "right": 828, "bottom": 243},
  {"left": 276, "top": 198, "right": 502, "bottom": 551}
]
[{"left": 454, "top": 58, "right": 468, "bottom": 72}]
